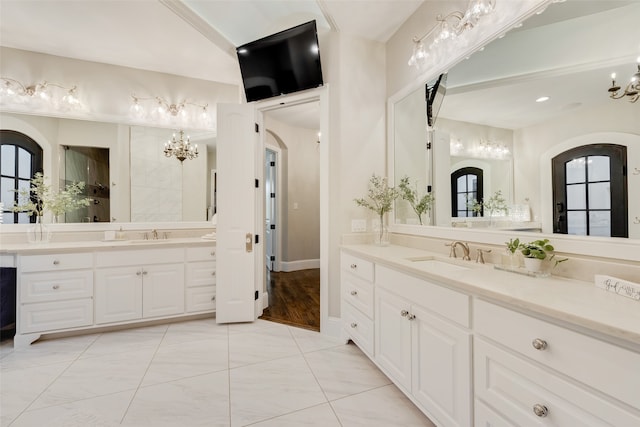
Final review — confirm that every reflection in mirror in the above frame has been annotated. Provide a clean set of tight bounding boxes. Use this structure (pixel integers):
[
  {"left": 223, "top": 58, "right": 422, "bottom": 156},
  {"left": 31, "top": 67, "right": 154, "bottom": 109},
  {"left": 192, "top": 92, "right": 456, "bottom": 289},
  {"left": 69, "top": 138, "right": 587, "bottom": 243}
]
[
  {"left": 61, "top": 145, "right": 110, "bottom": 223},
  {"left": 0, "top": 112, "right": 216, "bottom": 223},
  {"left": 392, "top": 0, "right": 640, "bottom": 239}
]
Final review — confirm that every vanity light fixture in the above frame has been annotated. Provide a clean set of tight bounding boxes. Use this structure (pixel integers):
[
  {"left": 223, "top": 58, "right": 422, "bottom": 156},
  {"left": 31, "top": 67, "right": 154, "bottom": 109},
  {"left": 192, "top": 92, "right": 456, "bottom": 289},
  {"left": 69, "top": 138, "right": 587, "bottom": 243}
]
[
  {"left": 408, "top": 0, "right": 496, "bottom": 68},
  {"left": 608, "top": 57, "right": 640, "bottom": 103},
  {"left": 164, "top": 129, "right": 198, "bottom": 162},
  {"left": 0, "top": 76, "right": 84, "bottom": 111},
  {"left": 130, "top": 94, "right": 213, "bottom": 128}
]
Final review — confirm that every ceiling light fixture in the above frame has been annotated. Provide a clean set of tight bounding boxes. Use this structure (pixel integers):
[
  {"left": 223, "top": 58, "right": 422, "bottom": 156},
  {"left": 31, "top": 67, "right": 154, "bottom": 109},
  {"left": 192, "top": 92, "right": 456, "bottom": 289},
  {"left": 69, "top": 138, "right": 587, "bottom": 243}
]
[
  {"left": 408, "top": 0, "right": 496, "bottom": 68},
  {"left": 0, "top": 76, "right": 85, "bottom": 112},
  {"left": 130, "top": 95, "right": 212, "bottom": 128},
  {"left": 536, "top": 96, "right": 550, "bottom": 103},
  {"left": 608, "top": 57, "right": 640, "bottom": 103},
  {"left": 164, "top": 130, "right": 198, "bottom": 162}
]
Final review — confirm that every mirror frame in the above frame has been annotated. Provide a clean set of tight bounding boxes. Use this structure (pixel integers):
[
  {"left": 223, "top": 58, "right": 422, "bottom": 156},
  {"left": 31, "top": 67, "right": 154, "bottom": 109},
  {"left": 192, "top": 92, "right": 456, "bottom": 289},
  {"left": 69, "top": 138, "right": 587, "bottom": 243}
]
[{"left": 387, "top": 0, "right": 640, "bottom": 262}]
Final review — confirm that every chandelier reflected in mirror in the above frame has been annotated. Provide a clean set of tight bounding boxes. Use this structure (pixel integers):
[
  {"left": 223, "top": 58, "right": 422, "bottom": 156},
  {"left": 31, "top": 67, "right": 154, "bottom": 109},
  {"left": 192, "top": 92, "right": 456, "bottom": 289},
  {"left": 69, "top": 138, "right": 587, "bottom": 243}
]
[
  {"left": 164, "top": 130, "right": 198, "bottom": 162},
  {"left": 608, "top": 57, "right": 640, "bottom": 103}
]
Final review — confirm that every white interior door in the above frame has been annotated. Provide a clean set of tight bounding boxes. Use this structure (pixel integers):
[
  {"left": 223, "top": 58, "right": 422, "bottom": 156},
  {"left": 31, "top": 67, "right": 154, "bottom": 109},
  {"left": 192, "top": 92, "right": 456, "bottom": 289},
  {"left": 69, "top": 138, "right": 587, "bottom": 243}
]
[{"left": 215, "top": 103, "right": 258, "bottom": 324}]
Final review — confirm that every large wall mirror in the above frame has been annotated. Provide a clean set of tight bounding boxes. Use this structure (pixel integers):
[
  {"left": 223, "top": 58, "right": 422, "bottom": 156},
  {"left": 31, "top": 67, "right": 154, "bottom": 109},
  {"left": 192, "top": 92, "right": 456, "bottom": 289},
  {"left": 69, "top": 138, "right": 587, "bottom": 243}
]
[
  {"left": 392, "top": 0, "right": 640, "bottom": 240},
  {"left": 1, "top": 112, "right": 216, "bottom": 224}
]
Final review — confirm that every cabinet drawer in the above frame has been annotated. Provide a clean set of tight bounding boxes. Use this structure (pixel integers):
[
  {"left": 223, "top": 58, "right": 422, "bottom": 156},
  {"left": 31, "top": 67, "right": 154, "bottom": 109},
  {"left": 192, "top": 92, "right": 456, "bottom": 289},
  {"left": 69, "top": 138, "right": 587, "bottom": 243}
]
[
  {"left": 186, "top": 286, "right": 216, "bottom": 313},
  {"left": 21, "top": 270, "right": 93, "bottom": 303},
  {"left": 20, "top": 253, "right": 93, "bottom": 273},
  {"left": 474, "top": 299, "right": 640, "bottom": 410},
  {"left": 186, "top": 261, "right": 216, "bottom": 288},
  {"left": 342, "top": 273, "right": 374, "bottom": 318},
  {"left": 341, "top": 252, "right": 374, "bottom": 282},
  {"left": 376, "top": 265, "right": 469, "bottom": 328},
  {"left": 474, "top": 399, "right": 516, "bottom": 427},
  {"left": 343, "top": 301, "right": 374, "bottom": 356},
  {"left": 96, "top": 248, "right": 184, "bottom": 267},
  {"left": 474, "top": 338, "right": 640, "bottom": 426},
  {"left": 20, "top": 299, "right": 93, "bottom": 333},
  {"left": 186, "top": 246, "right": 217, "bottom": 262}
]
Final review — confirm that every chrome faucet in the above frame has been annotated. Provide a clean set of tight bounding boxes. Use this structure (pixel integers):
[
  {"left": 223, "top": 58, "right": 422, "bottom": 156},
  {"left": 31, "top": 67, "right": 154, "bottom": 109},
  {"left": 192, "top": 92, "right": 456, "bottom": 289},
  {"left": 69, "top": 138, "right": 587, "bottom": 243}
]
[{"left": 447, "top": 241, "right": 471, "bottom": 260}]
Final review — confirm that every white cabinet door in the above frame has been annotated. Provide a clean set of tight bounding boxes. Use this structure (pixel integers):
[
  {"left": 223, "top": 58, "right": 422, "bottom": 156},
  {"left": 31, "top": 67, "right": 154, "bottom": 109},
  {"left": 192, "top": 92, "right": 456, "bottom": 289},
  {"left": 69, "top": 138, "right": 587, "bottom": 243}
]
[
  {"left": 411, "top": 304, "right": 472, "bottom": 427},
  {"left": 375, "top": 288, "right": 412, "bottom": 391},
  {"left": 95, "top": 266, "right": 142, "bottom": 324},
  {"left": 142, "top": 263, "right": 185, "bottom": 318}
]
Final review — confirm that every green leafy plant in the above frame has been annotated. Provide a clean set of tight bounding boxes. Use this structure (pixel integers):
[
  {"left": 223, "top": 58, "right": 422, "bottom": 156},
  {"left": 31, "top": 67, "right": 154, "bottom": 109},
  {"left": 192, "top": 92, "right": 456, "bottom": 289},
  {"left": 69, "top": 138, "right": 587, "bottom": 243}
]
[
  {"left": 12, "top": 172, "right": 92, "bottom": 222},
  {"left": 354, "top": 174, "right": 399, "bottom": 243},
  {"left": 518, "top": 238, "right": 568, "bottom": 266},
  {"left": 467, "top": 190, "right": 509, "bottom": 217},
  {"left": 505, "top": 238, "right": 520, "bottom": 254},
  {"left": 397, "top": 176, "right": 434, "bottom": 225}
]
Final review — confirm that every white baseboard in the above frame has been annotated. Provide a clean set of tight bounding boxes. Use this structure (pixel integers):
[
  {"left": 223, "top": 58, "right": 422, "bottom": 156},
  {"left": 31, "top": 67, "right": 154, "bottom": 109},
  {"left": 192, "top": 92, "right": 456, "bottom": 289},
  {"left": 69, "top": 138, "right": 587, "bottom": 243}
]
[
  {"left": 262, "top": 291, "right": 269, "bottom": 309},
  {"left": 280, "top": 259, "right": 320, "bottom": 272}
]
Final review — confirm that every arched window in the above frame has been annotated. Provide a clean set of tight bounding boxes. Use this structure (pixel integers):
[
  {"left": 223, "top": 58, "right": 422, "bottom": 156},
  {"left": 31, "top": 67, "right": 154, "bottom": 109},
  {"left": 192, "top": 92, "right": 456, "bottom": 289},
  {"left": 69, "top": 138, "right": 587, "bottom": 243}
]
[
  {"left": 0, "top": 130, "right": 44, "bottom": 224},
  {"left": 451, "top": 167, "right": 483, "bottom": 217},
  {"left": 552, "top": 144, "right": 627, "bottom": 237}
]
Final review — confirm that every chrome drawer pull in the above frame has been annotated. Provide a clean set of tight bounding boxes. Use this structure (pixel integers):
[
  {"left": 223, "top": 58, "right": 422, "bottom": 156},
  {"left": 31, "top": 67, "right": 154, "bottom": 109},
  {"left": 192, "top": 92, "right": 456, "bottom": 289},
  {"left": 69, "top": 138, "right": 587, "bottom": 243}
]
[
  {"left": 533, "top": 404, "right": 548, "bottom": 417},
  {"left": 53, "top": 260, "right": 60, "bottom": 265},
  {"left": 400, "top": 310, "right": 409, "bottom": 317},
  {"left": 350, "top": 263, "right": 357, "bottom": 269},
  {"left": 350, "top": 322, "right": 358, "bottom": 328},
  {"left": 52, "top": 284, "right": 60, "bottom": 290},
  {"left": 532, "top": 338, "right": 548, "bottom": 350},
  {"left": 350, "top": 290, "right": 357, "bottom": 296}
]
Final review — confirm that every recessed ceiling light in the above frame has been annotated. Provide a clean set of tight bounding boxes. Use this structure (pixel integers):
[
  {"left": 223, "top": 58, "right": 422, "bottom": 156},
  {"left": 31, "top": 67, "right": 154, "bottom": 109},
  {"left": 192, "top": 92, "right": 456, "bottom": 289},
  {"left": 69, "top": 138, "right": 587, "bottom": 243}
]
[{"left": 536, "top": 96, "right": 550, "bottom": 103}]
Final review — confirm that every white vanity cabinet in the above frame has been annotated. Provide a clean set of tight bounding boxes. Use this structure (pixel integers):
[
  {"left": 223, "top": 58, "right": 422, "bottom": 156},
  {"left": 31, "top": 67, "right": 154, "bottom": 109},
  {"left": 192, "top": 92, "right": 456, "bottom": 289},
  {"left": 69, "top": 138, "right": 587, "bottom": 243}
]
[
  {"left": 95, "top": 248, "right": 185, "bottom": 324},
  {"left": 185, "top": 246, "right": 217, "bottom": 313},
  {"left": 18, "top": 252, "right": 94, "bottom": 334},
  {"left": 473, "top": 299, "right": 640, "bottom": 426},
  {"left": 374, "top": 265, "right": 472, "bottom": 427},
  {"left": 341, "top": 252, "right": 375, "bottom": 356}
]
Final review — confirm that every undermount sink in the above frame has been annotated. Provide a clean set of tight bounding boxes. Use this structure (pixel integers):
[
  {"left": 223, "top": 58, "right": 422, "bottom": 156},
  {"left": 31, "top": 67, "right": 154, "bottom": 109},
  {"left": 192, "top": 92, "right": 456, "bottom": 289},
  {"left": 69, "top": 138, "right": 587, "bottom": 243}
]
[{"left": 405, "top": 256, "right": 471, "bottom": 273}]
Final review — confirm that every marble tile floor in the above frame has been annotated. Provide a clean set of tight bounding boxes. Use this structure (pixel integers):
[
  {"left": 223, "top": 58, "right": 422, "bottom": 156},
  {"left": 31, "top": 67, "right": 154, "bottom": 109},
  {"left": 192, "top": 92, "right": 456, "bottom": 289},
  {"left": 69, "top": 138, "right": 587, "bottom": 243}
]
[{"left": 0, "top": 319, "right": 436, "bottom": 427}]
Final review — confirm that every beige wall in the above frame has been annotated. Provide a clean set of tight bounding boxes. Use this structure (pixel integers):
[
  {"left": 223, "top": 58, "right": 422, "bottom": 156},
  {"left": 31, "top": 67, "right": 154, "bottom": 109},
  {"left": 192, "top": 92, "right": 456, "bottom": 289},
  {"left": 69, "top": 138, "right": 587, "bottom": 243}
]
[{"left": 264, "top": 116, "right": 320, "bottom": 264}]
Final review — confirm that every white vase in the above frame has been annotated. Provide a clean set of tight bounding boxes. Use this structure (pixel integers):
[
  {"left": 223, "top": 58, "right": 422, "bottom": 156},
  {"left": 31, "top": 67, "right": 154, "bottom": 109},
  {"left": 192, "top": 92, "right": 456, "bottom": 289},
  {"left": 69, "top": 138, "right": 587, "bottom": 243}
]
[{"left": 523, "top": 257, "right": 544, "bottom": 273}]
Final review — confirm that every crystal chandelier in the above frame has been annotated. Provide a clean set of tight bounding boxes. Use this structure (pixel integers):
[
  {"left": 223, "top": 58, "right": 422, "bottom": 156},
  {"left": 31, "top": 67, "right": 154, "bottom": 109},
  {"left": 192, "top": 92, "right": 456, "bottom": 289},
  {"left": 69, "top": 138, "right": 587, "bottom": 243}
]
[
  {"left": 608, "top": 58, "right": 640, "bottom": 103},
  {"left": 164, "top": 130, "right": 198, "bottom": 162}
]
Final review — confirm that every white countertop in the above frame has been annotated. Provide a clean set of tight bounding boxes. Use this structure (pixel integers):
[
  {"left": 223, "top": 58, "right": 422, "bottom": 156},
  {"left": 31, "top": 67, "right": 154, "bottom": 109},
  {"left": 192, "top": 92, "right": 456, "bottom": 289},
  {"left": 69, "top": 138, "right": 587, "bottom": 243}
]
[
  {"left": 342, "top": 244, "right": 640, "bottom": 347},
  {"left": 1, "top": 237, "right": 215, "bottom": 255}
]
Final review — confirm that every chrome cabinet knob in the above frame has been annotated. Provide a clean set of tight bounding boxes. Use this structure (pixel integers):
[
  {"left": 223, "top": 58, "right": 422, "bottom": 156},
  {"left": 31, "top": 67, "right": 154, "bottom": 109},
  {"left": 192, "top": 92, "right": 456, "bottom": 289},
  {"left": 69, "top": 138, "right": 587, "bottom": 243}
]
[
  {"left": 211, "top": 296, "right": 216, "bottom": 301},
  {"left": 52, "top": 284, "right": 60, "bottom": 290},
  {"left": 400, "top": 310, "right": 409, "bottom": 317},
  {"left": 136, "top": 271, "right": 142, "bottom": 276},
  {"left": 533, "top": 404, "right": 548, "bottom": 417},
  {"left": 532, "top": 338, "right": 548, "bottom": 350},
  {"left": 408, "top": 314, "right": 416, "bottom": 320},
  {"left": 53, "top": 260, "right": 60, "bottom": 265},
  {"left": 142, "top": 270, "right": 148, "bottom": 275},
  {"left": 350, "top": 322, "right": 358, "bottom": 328},
  {"left": 211, "top": 251, "right": 216, "bottom": 256},
  {"left": 350, "top": 290, "right": 358, "bottom": 296},
  {"left": 350, "top": 263, "right": 357, "bottom": 269},
  {"left": 212, "top": 272, "right": 216, "bottom": 276}
]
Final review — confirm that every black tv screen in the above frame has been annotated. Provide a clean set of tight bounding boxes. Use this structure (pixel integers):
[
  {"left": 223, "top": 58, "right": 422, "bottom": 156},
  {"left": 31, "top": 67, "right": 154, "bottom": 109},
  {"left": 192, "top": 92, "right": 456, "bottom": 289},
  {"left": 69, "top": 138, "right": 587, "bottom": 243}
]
[{"left": 236, "top": 21, "right": 324, "bottom": 102}]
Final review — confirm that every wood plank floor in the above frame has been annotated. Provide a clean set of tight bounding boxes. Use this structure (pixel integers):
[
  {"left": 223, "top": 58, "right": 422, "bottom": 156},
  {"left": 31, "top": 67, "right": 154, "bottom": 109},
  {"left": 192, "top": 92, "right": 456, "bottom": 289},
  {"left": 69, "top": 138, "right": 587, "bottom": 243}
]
[{"left": 259, "top": 268, "right": 320, "bottom": 331}]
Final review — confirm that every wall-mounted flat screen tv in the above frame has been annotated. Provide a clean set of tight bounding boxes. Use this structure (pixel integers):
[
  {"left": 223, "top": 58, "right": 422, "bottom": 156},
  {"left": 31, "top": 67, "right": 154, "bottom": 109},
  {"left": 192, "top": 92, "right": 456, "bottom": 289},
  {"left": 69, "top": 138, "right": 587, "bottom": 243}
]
[{"left": 236, "top": 20, "right": 324, "bottom": 102}]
